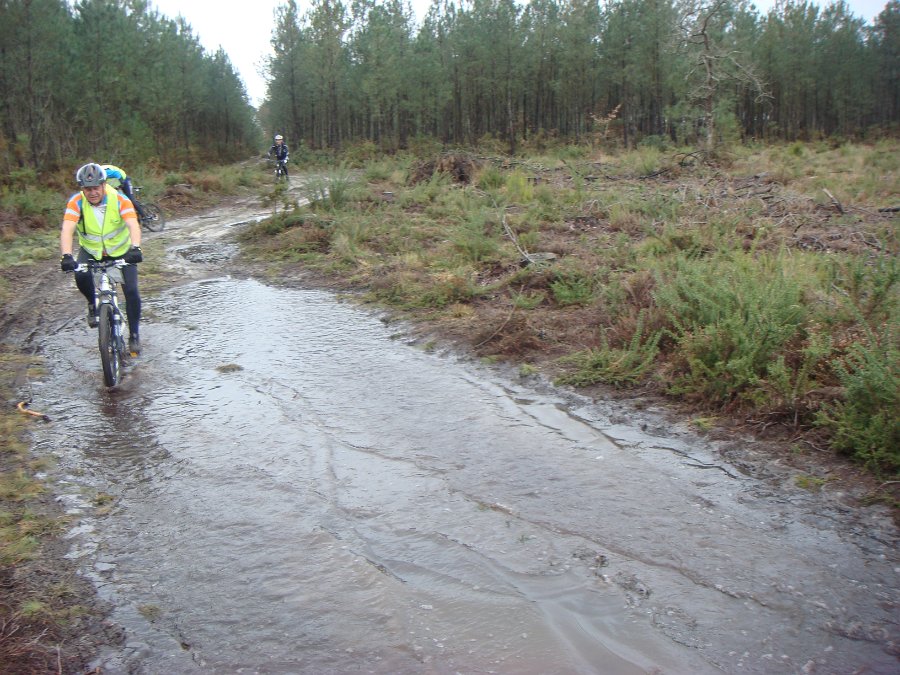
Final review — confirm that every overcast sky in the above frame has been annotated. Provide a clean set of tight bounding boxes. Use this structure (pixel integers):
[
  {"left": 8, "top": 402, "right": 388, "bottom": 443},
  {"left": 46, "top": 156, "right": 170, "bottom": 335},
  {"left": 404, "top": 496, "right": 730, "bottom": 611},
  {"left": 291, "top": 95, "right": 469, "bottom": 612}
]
[
  {"left": 150, "top": 0, "right": 435, "bottom": 105},
  {"left": 149, "top": 0, "right": 889, "bottom": 108}
]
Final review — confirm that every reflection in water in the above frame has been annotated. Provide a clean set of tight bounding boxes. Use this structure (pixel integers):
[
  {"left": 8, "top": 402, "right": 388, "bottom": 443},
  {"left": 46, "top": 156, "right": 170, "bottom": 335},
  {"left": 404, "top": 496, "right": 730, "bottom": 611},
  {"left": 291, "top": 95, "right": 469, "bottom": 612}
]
[{"left": 31, "top": 278, "right": 899, "bottom": 675}]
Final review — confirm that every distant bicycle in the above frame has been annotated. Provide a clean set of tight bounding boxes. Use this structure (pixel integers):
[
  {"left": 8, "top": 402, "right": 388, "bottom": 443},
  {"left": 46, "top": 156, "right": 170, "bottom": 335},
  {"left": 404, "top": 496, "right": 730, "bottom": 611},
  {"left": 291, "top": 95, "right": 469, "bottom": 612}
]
[
  {"left": 68, "top": 259, "right": 131, "bottom": 387},
  {"left": 132, "top": 185, "right": 166, "bottom": 232},
  {"left": 273, "top": 159, "right": 288, "bottom": 184}
]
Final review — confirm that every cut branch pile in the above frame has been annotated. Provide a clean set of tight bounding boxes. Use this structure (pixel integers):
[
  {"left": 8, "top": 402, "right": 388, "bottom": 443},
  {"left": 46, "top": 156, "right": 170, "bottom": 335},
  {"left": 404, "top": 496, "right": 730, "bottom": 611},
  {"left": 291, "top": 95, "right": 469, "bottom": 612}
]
[{"left": 409, "top": 153, "right": 479, "bottom": 185}]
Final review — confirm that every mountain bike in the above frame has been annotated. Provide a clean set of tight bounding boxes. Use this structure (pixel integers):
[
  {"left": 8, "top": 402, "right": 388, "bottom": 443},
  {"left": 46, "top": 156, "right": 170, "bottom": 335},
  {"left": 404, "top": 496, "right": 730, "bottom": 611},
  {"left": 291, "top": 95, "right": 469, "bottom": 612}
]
[
  {"left": 132, "top": 186, "right": 166, "bottom": 232},
  {"left": 273, "top": 159, "right": 288, "bottom": 183},
  {"left": 70, "top": 260, "right": 130, "bottom": 387}
]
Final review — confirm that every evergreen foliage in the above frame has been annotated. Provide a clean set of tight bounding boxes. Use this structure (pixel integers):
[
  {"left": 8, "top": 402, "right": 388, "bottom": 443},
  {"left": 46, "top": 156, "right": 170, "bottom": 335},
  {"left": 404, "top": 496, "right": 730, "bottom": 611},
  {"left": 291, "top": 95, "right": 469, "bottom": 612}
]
[
  {"left": 3, "top": 0, "right": 897, "bottom": 167},
  {"left": 263, "top": 0, "right": 899, "bottom": 152},
  {"left": 0, "top": 0, "right": 259, "bottom": 172}
]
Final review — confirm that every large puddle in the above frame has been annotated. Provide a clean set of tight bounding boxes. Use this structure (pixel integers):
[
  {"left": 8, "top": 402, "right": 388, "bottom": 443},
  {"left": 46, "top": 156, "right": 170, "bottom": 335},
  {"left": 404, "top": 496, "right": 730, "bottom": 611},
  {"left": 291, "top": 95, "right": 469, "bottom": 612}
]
[{"left": 27, "top": 229, "right": 899, "bottom": 673}]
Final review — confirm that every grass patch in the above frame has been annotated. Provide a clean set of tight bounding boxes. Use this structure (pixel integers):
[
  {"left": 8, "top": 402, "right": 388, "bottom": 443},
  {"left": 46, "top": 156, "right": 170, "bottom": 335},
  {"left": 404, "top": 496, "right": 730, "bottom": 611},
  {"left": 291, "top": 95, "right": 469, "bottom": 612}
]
[{"left": 0, "top": 230, "right": 57, "bottom": 268}]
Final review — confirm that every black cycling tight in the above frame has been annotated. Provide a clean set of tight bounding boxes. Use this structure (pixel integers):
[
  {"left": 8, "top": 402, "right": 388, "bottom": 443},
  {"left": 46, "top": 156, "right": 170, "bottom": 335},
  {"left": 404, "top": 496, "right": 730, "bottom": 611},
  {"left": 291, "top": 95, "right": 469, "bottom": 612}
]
[{"left": 74, "top": 251, "right": 142, "bottom": 336}]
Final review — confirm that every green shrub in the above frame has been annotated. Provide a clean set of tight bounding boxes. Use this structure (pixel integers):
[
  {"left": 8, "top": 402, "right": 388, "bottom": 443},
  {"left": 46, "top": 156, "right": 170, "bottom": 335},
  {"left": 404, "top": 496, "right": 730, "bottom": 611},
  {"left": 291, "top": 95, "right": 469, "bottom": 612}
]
[
  {"left": 477, "top": 165, "right": 505, "bottom": 191},
  {"left": 404, "top": 171, "right": 450, "bottom": 204},
  {"left": 331, "top": 231, "right": 361, "bottom": 263},
  {"left": 451, "top": 213, "right": 499, "bottom": 263},
  {"left": 420, "top": 269, "right": 476, "bottom": 308},
  {"left": 816, "top": 323, "right": 900, "bottom": 476},
  {"left": 303, "top": 163, "right": 355, "bottom": 211},
  {"left": 7, "top": 168, "right": 37, "bottom": 190},
  {"left": 638, "top": 135, "right": 669, "bottom": 151},
  {"left": 241, "top": 217, "right": 277, "bottom": 239},
  {"left": 556, "top": 310, "right": 661, "bottom": 387},
  {"left": 550, "top": 271, "right": 594, "bottom": 306},
  {"left": 641, "top": 223, "right": 705, "bottom": 257},
  {"left": 552, "top": 144, "right": 591, "bottom": 161},
  {"left": 505, "top": 171, "right": 534, "bottom": 203},
  {"left": 0, "top": 185, "right": 60, "bottom": 222},
  {"left": 211, "top": 164, "right": 261, "bottom": 191},
  {"left": 363, "top": 160, "right": 393, "bottom": 182},
  {"left": 516, "top": 228, "right": 541, "bottom": 252},
  {"left": 654, "top": 252, "right": 806, "bottom": 404},
  {"left": 534, "top": 184, "right": 555, "bottom": 205},
  {"left": 238, "top": 210, "right": 317, "bottom": 240},
  {"left": 864, "top": 142, "right": 900, "bottom": 172},
  {"left": 623, "top": 147, "right": 663, "bottom": 176},
  {"left": 825, "top": 254, "right": 898, "bottom": 326},
  {"left": 512, "top": 290, "right": 546, "bottom": 309},
  {"left": 342, "top": 140, "right": 378, "bottom": 165},
  {"left": 406, "top": 135, "right": 444, "bottom": 158},
  {"left": 757, "top": 331, "right": 834, "bottom": 420},
  {"left": 326, "top": 163, "right": 354, "bottom": 209}
]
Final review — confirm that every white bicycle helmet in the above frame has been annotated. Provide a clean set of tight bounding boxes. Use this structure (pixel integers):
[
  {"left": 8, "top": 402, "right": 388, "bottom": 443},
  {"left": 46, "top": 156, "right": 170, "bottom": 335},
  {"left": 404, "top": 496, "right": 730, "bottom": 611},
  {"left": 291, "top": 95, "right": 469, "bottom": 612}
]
[
  {"left": 76, "top": 163, "right": 107, "bottom": 187},
  {"left": 274, "top": 134, "right": 283, "bottom": 141}
]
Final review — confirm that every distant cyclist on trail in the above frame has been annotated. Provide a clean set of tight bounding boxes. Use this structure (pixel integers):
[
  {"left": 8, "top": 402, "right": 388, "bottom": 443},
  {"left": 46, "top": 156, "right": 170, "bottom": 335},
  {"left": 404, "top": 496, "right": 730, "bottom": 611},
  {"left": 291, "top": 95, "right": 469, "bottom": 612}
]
[
  {"left": 59, "top": 162, "right": 144, "bottom": 355},
  {"left": 101, "top": 163, "right": 148, "bottom": 221},
  {"left": 266, "top": 134, "right": 289, "bottom": 177}
]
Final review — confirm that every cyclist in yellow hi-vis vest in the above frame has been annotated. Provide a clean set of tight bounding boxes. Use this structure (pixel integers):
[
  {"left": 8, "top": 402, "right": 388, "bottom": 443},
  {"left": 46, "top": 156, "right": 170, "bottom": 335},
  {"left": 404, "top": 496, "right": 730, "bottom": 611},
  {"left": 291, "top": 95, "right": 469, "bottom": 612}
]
[{"left": 59, "top": 162, "right": 144, "bottom": 355}]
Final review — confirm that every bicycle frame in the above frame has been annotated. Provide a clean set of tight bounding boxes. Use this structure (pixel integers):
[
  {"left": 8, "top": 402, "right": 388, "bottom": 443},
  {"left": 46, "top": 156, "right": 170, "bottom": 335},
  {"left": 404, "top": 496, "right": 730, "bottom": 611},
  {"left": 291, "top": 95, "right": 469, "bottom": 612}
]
[
  {"left": 74, "top": 259, "right": 129, "bottom": 386},
  {"left": 131, "top": 185, "right": 148, "bottom": 218},
  {"left": 273, "top": 160, "right": 287, "bottom": 182},
  {"left": 131, "top": 186, "right": 166, "bottom": 232},
  {"left": 94, "top": 262, "right": 123, "bottom": 310}
]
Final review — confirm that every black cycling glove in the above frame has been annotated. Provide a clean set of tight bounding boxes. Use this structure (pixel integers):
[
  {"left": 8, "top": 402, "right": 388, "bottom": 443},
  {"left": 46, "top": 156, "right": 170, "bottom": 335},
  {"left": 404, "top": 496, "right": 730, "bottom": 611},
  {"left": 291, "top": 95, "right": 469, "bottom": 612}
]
[
  {"left": 124, "top": 246, "right": 143, "bottom": 264},
  {"left": 60, "top": 254, "right": 77, "bottom": 272}
]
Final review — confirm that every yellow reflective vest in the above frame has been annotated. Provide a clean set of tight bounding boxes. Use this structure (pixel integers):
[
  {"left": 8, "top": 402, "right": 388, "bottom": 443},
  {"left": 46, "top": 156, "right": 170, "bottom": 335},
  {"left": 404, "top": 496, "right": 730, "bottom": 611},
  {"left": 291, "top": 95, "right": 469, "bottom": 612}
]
[{"left": 77, "top": 184, "right": 132, "bottom": 258}]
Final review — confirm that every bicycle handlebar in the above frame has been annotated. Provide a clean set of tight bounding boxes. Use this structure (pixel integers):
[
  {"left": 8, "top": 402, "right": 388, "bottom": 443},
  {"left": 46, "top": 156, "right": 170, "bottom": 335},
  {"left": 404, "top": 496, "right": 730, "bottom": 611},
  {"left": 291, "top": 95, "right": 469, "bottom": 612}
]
[{"left": 69, "top": 260, "right": 131, "bottom": 274}]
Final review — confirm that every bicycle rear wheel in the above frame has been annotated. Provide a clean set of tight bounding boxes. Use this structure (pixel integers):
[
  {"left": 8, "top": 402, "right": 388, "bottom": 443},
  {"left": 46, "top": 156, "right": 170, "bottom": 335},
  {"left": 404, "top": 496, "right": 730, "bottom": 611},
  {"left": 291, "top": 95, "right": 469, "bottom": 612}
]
[
  {"left": 98, "top": 304, "right": 122, "bottom": 387},
  {"left": 141, "top": 203, "right": 166, "bottom": 232}
]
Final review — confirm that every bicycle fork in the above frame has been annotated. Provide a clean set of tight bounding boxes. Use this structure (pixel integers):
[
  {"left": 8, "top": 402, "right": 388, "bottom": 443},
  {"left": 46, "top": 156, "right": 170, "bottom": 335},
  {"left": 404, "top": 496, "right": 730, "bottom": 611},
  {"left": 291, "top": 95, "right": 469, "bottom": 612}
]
[{"left": 97, "top": 278, "right": 126, "bottom": 354}]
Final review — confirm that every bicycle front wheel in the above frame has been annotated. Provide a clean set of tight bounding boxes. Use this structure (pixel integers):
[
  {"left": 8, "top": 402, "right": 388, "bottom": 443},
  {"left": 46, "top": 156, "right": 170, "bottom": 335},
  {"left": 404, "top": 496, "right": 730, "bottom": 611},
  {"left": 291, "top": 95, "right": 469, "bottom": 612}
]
[
  {"left": 141, "top": 203, "right": 166, "bottom": 232},
  {"left": 98, "top": 304, "right": 122, "bottom": 387}
]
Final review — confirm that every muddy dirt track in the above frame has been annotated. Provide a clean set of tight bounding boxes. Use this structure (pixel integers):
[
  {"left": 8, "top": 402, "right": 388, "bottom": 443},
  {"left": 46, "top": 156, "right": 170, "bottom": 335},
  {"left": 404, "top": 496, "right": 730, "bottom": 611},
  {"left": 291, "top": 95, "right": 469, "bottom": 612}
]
[{"left": 4, "top": 185, "right": 899, "bottom": 674}]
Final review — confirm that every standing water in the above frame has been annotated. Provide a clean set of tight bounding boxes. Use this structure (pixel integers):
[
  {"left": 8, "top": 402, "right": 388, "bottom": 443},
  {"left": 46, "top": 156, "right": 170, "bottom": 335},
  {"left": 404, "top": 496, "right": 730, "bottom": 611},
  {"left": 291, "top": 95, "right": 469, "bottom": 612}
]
[{"left": 29, "top": 212, "right": 898, "bottom": 674}]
